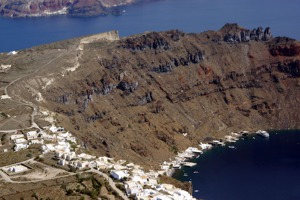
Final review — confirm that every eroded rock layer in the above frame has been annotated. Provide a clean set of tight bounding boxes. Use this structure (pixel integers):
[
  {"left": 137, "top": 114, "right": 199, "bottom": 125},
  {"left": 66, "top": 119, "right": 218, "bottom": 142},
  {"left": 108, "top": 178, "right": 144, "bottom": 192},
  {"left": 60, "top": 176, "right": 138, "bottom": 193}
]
[{"left": 5, "top": 24, "right": 300, "bottom": 167}]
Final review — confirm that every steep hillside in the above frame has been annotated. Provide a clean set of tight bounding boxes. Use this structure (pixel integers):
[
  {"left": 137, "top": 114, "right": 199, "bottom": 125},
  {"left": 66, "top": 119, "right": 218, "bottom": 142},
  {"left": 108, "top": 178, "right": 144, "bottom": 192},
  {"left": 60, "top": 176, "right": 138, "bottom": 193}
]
[
  {"left": 2, "top": 24, "right": 300, "bottom": 168},
  {"left": 0, "top": 0, "right": 135, "bottom": 17}
]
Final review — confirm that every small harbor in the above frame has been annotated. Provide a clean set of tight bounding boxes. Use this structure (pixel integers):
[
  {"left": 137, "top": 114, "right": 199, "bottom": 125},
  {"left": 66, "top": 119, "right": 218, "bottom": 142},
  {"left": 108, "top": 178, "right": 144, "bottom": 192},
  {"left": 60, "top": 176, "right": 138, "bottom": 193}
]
[{"left": 172, "top": 130, "right": 300, "bottom": 200}]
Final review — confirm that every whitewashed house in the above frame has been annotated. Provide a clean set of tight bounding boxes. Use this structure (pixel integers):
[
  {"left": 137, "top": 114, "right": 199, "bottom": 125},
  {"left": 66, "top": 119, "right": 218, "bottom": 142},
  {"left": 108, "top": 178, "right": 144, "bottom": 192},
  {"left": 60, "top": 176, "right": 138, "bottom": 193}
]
[
  {"left": 26, "top": 131, "right": 39, "bottom": 140},
  {"left": 110, "top": 170, "right": 128, "bottom": 180},
  {"left": 41, "top": 132, "right": 56, "bottom": 141},
  {"left": 7, "top": 51, "right": 17, "bottom": 55},
  {"left": 98, "top": 156, "right": 114, "bottom": 163},
  {"left": 42, "top": 143, "right": 55, "bottom": 153},
  {"left": 30, "top": 139, "right": 44, "bottom": 145},
  {"left": 66, "top": 136, "right": 77, "bottom": 143},
  {"left": 65, "top": 152, "right": 76, "bottom": 161},
  {"left": 58, "top": 159, "right": 67, "bottom": 166},
  {"left": 14, "top": 138, "right": 27, "bottom": 144},
  {"left": 14, "top": 143, "right": 28, "bottom": 151},
  {"left": 10, "top": 134, "right": 24, "bottom": 140},
  {"left": 76, "top": 161, "right": 89, "bottom": 169},
  {"left": 124, "top": 181, "right": 142, "bottom": 195},
  {"left": 77, "top": 153, "right": 96, "bottom": 160},
  {"left": 49, "top": 125, "right": 64, "bottom": 133},
  {"left": 55, "top": 151, "right": 64, "bottom": 158},
  {"left": 8, "top": 165, "right": 27, "bottom": 173},
  {"left": 152, "top": 194, "right": 173, "bottom": 200}
]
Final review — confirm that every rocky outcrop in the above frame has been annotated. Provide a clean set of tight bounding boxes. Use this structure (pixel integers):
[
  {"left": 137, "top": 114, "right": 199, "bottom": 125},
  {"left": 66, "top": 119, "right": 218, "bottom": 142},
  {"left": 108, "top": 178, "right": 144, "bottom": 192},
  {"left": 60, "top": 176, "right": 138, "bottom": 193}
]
[
  {"left": 222, "top": 23, "right": 273, "bottom": 43},
  {"left": 119, "top": 30, "right": 185, "bottom": 51},
  {"left": 0, "top": 0, "right": 135, "bottom": 17},
  {"left": 269, "top": 37, "right": 300, "bottom": 57}
]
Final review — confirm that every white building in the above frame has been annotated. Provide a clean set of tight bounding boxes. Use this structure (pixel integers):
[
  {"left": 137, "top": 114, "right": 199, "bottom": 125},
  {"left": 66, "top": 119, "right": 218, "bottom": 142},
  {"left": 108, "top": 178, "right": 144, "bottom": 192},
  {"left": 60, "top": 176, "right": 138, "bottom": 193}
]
[
  {"left": 7, "top": 51, "right": 17, "bottom": 55},
  {"left": 10, "top": 134, "right": 24, "bottom": 140},
  {"left": 64, "top": 152, "right": 76, "bottom": 161},
  {"left": 66, "top": 136, "right": 77, "bottom": 143},
  {"left": 76, "top": 161, "right": 89, "bottom": 169},
  {"left": 6, "top": 165, "right": 28, "bottom": 173},
  {"left": 58, "top": 159, "right": 67, "bottom": 166},
  {"left": 124, "top": 181, "right": 142, "bottom": 195},
  {"left": 26, "top": 131, "right": 39, "bottom": 140},
  {"left": 110, "top": 170, "right": 128, "bottom": 180},
  {"left": 152, "top": 194, "right": 173, "bottom": 200},
  {"left": 14, "top": 138, "right": 27, "bottom": 144},
  {"left": 14, "top": 143, "right": 28, "bottom": 151},
  {"left": 77, "top": 153, "right": 96, "bottom": 160},
  {"left": 41, "top": 132, "right": 56, "bottom": 141},
  {"left": 98, "top": 156, "right": 114, "bottom": 163},
  {"left": 41, "top": 143, "right": 55, "bottom": 153},
  {"left": 49, "top": 125, "right": 64, "bottom": 133},
  {"left": 30, "top": 139, "right": 44, "bottom": 145}
]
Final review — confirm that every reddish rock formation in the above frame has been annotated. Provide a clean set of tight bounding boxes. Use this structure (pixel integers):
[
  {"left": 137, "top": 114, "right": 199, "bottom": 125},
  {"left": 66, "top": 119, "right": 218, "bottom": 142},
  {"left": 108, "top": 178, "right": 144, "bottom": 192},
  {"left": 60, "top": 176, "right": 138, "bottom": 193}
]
[
  {"left": 0, "top": 0, "right": 135, "bottom": 17},
  {"left": 3, "top": 25, "right": 300, "bottom": 167}
]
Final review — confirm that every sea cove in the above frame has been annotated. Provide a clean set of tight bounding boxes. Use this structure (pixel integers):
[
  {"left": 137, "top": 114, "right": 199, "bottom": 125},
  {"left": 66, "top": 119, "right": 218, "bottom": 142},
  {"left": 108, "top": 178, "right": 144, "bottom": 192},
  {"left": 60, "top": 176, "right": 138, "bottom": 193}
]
[
  {"left": 1, "top": 0, "right": 300, "bottom": 52},
  {"left": 173, "top": 130, "right": 300, "bottom": 200}
]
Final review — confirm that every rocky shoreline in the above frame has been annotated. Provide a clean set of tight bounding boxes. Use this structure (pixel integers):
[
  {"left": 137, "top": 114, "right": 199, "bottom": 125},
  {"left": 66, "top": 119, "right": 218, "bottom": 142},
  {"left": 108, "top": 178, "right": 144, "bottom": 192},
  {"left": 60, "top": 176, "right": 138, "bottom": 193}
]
[{"left": 0, "top": 0, "right": 136, "bottom": 18}]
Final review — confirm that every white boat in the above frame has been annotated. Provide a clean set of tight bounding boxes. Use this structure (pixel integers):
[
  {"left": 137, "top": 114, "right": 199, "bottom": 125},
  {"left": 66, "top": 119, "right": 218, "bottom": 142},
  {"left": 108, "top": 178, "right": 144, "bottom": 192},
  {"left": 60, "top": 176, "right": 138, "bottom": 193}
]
[
  {"left": 182, "top": 162, "right": 197, "bottom": 167},
  {"left": 194, "top": 190, "right": 199, "bottom": 192},
  {"left": 199, "top": 143, "right": 213, "bottom": 150},
  {"left": 228, "top": 146, "right": 235, "bottom": 149},
  {"left": 193, "top": 171, "right": 199, "bottom": 174},
  {"left": 256, "top": 130, "right": 270, "bottom": 138},
  {"left": 210, "top": 140, "right": 226, "bottom": 146}
]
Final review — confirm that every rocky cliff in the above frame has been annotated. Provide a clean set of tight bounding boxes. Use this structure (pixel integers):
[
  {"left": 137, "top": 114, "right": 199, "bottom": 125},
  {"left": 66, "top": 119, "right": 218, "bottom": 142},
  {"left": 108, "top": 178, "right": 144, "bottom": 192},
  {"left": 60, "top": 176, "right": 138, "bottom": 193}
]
[
  {"left": 2, "top": 24, "right": 300, "bottom": 168},
  {"left": 0, "top": 0, "right": 135, "bottom": 17}
]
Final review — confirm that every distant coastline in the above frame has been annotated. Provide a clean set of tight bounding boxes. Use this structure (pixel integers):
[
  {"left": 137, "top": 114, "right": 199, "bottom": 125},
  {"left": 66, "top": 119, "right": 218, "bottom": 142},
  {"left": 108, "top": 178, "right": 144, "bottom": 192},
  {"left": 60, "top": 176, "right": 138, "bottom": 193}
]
[{"left": 0, "top": 0, "right": 138, "bottom": 18}]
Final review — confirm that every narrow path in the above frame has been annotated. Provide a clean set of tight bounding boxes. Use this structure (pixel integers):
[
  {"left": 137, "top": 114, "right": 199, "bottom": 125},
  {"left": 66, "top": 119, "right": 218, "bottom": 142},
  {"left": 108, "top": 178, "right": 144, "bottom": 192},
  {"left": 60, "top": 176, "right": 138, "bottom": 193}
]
[
  {"left": 0, "top": 158, "right": 76, "bottom": 184},
  {"left": 0, "top": 158, "right": 128, "bottom": 200},
  {"left": 0, "top": 46, "right": 76, "bottom": 133},
  {"left": 89, "top": 168, "right": 129, "bottom": 200}
]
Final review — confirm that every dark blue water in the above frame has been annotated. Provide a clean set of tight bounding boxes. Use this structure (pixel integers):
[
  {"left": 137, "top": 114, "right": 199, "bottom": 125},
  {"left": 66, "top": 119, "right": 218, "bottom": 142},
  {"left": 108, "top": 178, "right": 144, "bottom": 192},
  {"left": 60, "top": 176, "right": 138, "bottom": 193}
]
[
  {"left": 173, "top": 130, "right": 300, "bottom": 200},
  {"left": 1, "top": 0, "right": 300, "bottom": 52}
]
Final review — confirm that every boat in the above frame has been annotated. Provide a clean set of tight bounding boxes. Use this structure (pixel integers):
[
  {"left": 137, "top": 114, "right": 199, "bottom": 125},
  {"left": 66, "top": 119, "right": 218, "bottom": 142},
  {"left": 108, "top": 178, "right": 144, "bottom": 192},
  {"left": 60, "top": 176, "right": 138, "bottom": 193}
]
[
  {"left": 228, "top": 146, "right": 235, "bottom": 149},
  {"left": 199, "top": 143, "right": 213, "bottom": 150},
  {"left": 193, "top": 171, "right": 199, "bottom": 174},
  {"left": 256, "top": 130, "right": 270, "bottom": 138},
  {"left": 194, "top": 190, "right": 199, "bottom": 192},
  {"left": 184, "top": 173, "right": 188, "bottom": 176},
  {"left": 210, "top": 140, "right": 226, "bottom": 146},
  {"left": 182, "top": 162, "right": 197, "bottom": 167}
]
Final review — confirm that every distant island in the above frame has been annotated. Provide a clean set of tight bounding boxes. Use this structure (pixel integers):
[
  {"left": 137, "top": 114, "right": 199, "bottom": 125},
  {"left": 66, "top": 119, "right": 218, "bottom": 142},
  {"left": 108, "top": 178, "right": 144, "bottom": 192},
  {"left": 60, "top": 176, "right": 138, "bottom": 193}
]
[{"left": 0, "top": 0, "right": 136, "bottom": 17}]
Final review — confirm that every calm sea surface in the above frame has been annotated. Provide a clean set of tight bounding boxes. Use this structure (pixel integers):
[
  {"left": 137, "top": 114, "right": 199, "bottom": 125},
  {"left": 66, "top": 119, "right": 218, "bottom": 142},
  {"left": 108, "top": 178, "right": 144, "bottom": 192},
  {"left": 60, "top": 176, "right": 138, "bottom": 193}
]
[
  {"left": 173, "top": 130, "right": 300, "bottom": 200},
  {"left": 1, "top": 0, "right": 300, "bottom": 52}
]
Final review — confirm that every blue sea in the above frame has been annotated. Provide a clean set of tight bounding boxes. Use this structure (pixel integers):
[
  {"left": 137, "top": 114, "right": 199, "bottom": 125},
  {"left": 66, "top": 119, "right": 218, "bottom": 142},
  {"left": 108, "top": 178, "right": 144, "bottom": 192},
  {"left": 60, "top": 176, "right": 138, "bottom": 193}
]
[
  {"left": 173, "top": 130, "right": 300, "bottom": 200},
  {"left": 1, "top": 0, "right": 300, "bottom": 52}
]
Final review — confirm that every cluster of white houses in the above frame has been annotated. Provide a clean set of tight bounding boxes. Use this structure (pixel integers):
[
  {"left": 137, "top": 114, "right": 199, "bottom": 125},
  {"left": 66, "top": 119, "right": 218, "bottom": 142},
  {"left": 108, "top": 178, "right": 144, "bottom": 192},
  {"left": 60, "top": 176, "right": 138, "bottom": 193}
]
[
  {"left": 11, "top": 130, "right": 44, "bottom": 151},
  {"left": 8, "top": 123, "right": 263, "bottom": 200},
  {"left": 121, "top": 167, "right": 196, "bottom": 200},
  {"left": 10, "top": 125, "right": 77, "bottom": 152}
]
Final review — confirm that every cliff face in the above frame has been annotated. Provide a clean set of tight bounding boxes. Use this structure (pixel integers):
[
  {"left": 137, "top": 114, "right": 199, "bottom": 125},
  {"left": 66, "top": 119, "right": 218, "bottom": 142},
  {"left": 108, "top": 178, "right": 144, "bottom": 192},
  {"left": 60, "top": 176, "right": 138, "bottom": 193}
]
[
  {"left": 0, "top": 0, "right": 135, "bottom": 17},
  {"left": 4, "top": 24, "right": 300, "bottom": 167}
]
